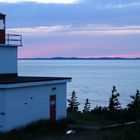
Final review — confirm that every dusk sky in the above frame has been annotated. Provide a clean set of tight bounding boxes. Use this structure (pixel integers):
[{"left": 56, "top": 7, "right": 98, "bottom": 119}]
[{"left": 0, "top": 0, "right": 140, "bottom": 58}]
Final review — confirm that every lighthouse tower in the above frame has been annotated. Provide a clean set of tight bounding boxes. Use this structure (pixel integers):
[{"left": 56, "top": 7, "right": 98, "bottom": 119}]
[
  {"left": 0, "top": 13, "right": 22, "bottom": 75},
  {"left": 0, "top": 13, "right": 71, "bottom": 132}
]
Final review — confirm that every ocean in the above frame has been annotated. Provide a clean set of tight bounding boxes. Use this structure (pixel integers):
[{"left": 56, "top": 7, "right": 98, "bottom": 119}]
[{"left": 18, "top": 60, "right": 140, "bottom": 110}]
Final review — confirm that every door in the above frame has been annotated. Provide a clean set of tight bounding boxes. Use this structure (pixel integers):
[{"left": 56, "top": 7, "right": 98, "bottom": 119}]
[{"left": 50, "top": 95, "right": 56, "bottom": 121}]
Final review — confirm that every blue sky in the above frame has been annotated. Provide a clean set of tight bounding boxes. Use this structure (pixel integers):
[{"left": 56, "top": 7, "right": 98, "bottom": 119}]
[{"left": 0, "top": 0, "right": 140, "bottom": 58}]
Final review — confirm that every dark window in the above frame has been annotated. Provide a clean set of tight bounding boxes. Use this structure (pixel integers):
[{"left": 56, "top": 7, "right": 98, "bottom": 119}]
[
  {"left": 52, "top": 87, "right": 56, "bottom": 90},
  {"left": 1, "top": 112, "right": 5, "bottom": 115}
]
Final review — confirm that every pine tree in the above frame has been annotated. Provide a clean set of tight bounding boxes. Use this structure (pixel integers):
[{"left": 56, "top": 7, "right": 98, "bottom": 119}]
[
  {"left": 83, "top": 98, "right": 91, "bottom": 113},
  {"left": 67, "top": 91, "right": 80, "bottom": 112},
  {"left": 108, "top": 86, "right": 121, "bottom": 112},
  {"left": 127, "top": 89, "right": 140, "bottom": 111}
]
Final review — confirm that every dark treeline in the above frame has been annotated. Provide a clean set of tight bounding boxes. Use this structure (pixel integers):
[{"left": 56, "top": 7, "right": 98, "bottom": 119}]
[{"left": 67, "top": 86, "right": 140, "bottom": 122}]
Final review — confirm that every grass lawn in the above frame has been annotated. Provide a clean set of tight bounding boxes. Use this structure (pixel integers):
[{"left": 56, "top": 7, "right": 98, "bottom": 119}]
[
  {"left": 0, "top": 119, "right": 68, "bottom": 140},
  {"left": 0, "top": 121, "right": 140, "bottom": 140},
  {"left": 0, "top": 112, "right": 140, "bottom": 140}
]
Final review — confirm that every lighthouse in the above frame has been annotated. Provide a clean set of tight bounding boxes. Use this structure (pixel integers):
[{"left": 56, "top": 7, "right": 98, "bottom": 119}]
[
  {"left": 0, "top": 13, "right": 71, "bottom": 132},
  {"left": 0, "top": 13, "right": 22, "bottom": 74}
]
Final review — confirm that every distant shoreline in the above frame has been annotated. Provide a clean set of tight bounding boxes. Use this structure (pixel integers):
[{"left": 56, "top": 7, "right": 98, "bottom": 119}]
[{"left": 18, "top": 57, "right": 140, "bottom": 60}]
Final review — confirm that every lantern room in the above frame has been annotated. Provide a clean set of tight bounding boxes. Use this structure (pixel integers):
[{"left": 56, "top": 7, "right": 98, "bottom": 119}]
[
  {"left": 0, "top": 13, "right": 22, "bottom": 74},
  {"left": 0, "top": 13, "right": 5, "bottom": 44},
  {"left": 0, "top": 13, "right": 22, "bottom": 46}
]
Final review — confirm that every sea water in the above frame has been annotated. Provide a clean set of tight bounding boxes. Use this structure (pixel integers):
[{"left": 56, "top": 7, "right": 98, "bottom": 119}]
[{"left": 18, "top": 60, "right": 140, "bottom": 110}]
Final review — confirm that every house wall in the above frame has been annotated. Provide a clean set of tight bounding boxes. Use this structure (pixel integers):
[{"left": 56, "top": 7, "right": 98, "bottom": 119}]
[
  {"left": 0, "top": 90, "right": 6, "bottom": 132},
  {"left": 3, "top": 83, "right": 66, "bottom": 131},
  {"left": 0, "top": 45, "right": 17, "bottom": 74}
]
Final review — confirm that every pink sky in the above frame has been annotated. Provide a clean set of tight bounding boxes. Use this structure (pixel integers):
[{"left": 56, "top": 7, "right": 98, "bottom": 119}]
[
  {"left": 3, "top": 1, "right": 140, "bottom": 58},
  {"left": 18, "top": 33, "right": 140, "bottom": 58}
]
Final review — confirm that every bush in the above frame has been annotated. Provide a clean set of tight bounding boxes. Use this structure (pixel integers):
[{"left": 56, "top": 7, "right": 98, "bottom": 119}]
[{"left": 91, "top": 105, "right": 108, "bottom": 114}]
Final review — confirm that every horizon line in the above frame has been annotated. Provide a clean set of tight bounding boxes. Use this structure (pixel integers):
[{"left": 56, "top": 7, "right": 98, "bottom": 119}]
[{"left": 18, "top": 56, "right": 140, "bottom": 59}]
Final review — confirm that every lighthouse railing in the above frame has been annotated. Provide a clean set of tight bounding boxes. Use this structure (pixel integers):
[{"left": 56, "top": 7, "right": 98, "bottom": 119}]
[{"left": 6, "top": 34, "right": 22, "bottom": 46}]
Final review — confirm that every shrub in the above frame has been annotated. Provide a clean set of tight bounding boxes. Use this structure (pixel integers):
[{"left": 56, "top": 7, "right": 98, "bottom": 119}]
[{"left": 91, "top": 105, "right": 108, "bottom": 114}]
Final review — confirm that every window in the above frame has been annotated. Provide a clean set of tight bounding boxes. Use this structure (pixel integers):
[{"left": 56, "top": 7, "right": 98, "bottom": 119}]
[
  {"left": 1, "top": 112, "right": 5, "bottom": 115},
  {"left": 50, "top": 100, "right": 56, "bottom": 105},
  {"left": 0, "top": 19, "right": 4, "bottom": 30},
  {"left": 52, "top": 87, "right": 56, "bottom": 90}
]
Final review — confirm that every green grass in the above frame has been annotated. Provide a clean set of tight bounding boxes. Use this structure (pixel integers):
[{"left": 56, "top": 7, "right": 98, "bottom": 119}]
[
  {"left": 1, "top": 112, "right": 140, "bottom": 140},
  {"left": 103, "top": 124, "right": 140, "bottom": 140},
  {"left": 0, "top": 119, "right": 70, "bottom": 140}
]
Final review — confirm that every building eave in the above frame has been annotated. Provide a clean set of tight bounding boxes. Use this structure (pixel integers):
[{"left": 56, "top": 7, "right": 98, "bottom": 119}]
[
  {"left": 0, "top": 79, "right": 71, "bottom": 89},
  {"left": 0, "top": 74, "right": 72, "bottom": 89},
  {"left": 0, "top": 44, "right": 19, "bottom": 47}
]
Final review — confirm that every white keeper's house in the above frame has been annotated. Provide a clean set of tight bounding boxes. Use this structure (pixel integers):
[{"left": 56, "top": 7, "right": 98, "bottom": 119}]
[{"left": 0, "top": 13, "right": 71, "bottom": 132}]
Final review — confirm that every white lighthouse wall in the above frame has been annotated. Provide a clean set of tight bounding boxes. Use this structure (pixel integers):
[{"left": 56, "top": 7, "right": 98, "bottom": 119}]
[
  {"left": 0, "top": 90, "right": 6, "bottom": 132},
  {"left": 4, "top": 83, "right": 67, "bottom": 131},
  {"left": 0, "top": 46, "right": 17, "bottom": 74}
]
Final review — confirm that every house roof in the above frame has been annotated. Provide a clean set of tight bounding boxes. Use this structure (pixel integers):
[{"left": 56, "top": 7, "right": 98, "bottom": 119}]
[{"left": 0, "top": 74, "right": 71, "bottom": 84}]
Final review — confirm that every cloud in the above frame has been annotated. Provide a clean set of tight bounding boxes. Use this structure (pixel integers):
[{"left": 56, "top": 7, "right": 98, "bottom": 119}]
[
  {"left": 79, "top": 0, "right": 140, "bottom": 9},
  {"left": 104, "top": 2, "right": 140, "bottom": 9},
  {"left": 7, "top": 25, "right": 69, "bottom": 35},
  {"left": 0, "top": 0, "right": 79, "bottom": 4},
  {"left": 1, "top": 1, "right": 140, "bottom": 28},
  {"left": 68, "top": 25, "right": 140, "bottom": 35},
  {"left": 7, "top": 24, "right": 140, "bottom": 36}
]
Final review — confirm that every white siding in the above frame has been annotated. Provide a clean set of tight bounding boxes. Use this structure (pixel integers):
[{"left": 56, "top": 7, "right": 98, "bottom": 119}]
[
  {"left": 0, "top": 45, "right": 17, "bottom": 74},
  {"left": 0, "top": 90, "right": 6, "bottom": 132},
  {"left": 56, "top": 84, "right": 67, "bottom": 120},
  {"left": 3, "top": 83, "right": 67, "bottom": 131}
]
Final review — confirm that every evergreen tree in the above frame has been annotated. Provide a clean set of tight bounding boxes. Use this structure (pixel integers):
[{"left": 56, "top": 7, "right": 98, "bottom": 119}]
[
  {"left": 108, "top": 86, "right": 121, "bottom": 112},
  {"left": 83, "top": 98, "right": 91, "bottom": 113},
  {"left": 67, "top": 91, "right": 80, "bottom": 112},
  {"left": 127, "top": 89, "right": 140, "bottom": 111}
]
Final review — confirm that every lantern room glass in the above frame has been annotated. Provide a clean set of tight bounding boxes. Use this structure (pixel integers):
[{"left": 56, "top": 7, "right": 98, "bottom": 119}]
[{"left": 0, "top": 19, "right": 4, "bottom": 30}]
